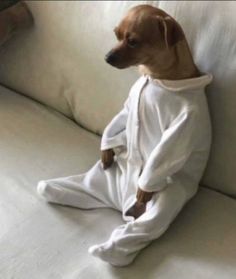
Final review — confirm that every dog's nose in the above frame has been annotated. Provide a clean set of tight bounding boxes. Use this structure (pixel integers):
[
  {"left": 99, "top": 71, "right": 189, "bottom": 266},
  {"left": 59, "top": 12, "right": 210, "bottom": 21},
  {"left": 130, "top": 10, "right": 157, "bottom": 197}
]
[{"left": 105, "top": 51, "right": 117, "bottom": 65}]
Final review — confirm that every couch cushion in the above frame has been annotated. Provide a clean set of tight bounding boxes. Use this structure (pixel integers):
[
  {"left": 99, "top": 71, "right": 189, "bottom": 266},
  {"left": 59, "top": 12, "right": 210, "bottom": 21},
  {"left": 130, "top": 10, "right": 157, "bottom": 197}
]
[
  {"left": 0, "top": 1, "right": 146, "bottom": 134},
  {"left": 0, "top": 86, "right": 236, "bottom": 278}
]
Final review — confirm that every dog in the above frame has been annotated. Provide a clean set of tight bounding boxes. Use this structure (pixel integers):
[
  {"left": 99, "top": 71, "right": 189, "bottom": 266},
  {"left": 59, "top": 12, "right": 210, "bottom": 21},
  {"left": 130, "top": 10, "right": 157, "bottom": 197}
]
[
  {"left": 38, "top": 4, "right": 212, "bottom": 266},
  {"left": 105, "top": 4, "right": 200, "bottom": 79},
  {"left": 102, "top": 4, "right": 201, "bottom": 219}
]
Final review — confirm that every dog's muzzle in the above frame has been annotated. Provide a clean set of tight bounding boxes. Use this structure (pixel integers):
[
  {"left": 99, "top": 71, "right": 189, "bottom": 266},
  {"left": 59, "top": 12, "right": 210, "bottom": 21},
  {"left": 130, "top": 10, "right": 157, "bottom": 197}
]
[{"left": 105, "top": 51, "right": 118, "bottom": 65}]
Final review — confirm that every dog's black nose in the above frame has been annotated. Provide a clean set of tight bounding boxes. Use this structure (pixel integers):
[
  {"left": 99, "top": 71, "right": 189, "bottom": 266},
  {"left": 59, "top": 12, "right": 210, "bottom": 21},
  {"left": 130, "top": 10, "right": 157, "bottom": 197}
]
[{"left": 105, "top": 51, "right": 117, "bottom": 65}]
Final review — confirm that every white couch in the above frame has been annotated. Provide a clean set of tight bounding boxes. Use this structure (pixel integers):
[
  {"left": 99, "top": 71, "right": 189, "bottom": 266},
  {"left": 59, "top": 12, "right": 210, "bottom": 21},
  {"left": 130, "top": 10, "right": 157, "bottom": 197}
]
[{"left": 0, "top": 1, "right": 236, "bottom": 278}]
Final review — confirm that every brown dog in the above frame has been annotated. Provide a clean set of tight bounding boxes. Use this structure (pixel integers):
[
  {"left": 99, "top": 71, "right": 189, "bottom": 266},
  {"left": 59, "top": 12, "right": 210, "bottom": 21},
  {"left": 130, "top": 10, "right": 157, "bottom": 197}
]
[{"left": 102, "top": 4, "right": 200, "bottom": 219}]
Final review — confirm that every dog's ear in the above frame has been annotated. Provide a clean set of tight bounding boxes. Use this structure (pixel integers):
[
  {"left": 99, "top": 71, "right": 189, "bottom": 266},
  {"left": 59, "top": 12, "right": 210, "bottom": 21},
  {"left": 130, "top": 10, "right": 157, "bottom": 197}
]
[{"left": 156, "top": 16, "right": 184, "bottom": 48}]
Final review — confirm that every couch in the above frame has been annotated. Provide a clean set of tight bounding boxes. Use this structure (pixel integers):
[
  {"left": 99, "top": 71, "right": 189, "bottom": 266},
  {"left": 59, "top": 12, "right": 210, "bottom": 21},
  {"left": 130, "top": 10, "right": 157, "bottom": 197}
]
[{"left": 0, "top": 1, "right": 236, "bottom": 278}]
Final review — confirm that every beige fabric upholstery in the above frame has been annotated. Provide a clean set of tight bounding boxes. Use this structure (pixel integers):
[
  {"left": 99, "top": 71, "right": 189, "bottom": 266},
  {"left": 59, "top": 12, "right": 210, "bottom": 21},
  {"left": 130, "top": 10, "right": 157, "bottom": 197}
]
[
  {"left": 0, "top": 1, "right": 147, "bottom": 132},
  {"left": 0, "top": 85, "right": 236, "bottom": 278}
]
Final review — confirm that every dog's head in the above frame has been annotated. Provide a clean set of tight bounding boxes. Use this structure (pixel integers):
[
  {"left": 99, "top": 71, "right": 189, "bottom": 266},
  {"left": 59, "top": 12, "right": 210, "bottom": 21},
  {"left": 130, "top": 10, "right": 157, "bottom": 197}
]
[{"left": 105, "top": 5, "right": 184, "bottom": 69}]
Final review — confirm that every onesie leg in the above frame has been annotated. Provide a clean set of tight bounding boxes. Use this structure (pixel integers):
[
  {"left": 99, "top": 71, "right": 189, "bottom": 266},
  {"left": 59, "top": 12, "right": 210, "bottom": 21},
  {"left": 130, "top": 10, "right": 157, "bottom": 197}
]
[
  {"left": 37, "top": 161, "right": 122, "bottom": 210},
  {"left": 89, "top": 182, "right": 195, "bottom": 266}
]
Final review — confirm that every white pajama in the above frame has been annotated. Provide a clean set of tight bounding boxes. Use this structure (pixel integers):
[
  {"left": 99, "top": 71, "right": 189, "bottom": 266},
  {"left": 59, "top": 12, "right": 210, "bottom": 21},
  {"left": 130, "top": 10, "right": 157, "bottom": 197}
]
[{"left": 37, "top": 74, "right": 212, "bottom": 266}]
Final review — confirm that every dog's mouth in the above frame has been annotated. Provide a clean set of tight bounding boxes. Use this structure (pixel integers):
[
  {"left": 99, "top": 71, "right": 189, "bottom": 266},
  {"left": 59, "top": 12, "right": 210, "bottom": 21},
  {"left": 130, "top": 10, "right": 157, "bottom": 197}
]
[
  {"left": 105, "top": 54, "right": 121, "bottom": 68},
  {"left": 106, "top": 62, "right": 127, "bottom": 69},
  {"left": 105, "top": 56, "right": 138, "bottom": 69},
  {"left": 104, "top": 51, "right": 132, "bottom": 69}
]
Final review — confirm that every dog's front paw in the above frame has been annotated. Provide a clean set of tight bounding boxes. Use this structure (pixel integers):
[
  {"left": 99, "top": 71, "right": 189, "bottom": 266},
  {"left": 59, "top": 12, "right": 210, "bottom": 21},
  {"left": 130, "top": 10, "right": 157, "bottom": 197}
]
[
  {"left": 101, "top": 149, "right": 115, "bottom": 170},
  {"left": 125, "top": 202, "right": 146, "bottom": 219}
]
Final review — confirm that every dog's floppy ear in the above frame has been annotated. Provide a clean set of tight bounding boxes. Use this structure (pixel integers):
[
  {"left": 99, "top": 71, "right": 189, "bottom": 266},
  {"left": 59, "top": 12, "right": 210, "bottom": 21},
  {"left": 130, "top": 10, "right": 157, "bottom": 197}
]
[{"left": 156, "top": 16, "right": 184, "bottom": 48}]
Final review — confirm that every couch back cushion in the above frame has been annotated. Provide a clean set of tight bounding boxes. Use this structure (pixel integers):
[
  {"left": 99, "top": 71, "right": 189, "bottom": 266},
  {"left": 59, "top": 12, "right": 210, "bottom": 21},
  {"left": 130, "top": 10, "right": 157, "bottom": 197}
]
[
  {"left": 0, "top": 1, "right": 236, "bottom": 197},
  {"left": 0, "top": 1, "right": 142, "bottom": 133}
]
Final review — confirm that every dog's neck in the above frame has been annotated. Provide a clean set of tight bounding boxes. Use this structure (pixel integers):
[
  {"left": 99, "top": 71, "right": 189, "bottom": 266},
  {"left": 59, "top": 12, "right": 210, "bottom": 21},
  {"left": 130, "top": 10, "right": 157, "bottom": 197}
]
[{"left": 139, "top": 40, "right": 200, "bottom": 80}]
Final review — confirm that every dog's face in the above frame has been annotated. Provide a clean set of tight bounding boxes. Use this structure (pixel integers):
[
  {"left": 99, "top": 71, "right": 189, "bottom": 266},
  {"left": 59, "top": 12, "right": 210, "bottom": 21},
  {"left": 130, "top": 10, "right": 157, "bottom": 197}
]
[{"left": 105, "top": 5, "right": 184, "bottom": 69}]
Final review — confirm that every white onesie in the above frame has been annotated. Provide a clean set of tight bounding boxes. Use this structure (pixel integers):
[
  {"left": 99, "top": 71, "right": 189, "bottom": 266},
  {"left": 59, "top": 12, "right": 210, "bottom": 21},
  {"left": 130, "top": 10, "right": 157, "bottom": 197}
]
[{"left": 37, "top": 74, "right": 212, "bottom": 266}]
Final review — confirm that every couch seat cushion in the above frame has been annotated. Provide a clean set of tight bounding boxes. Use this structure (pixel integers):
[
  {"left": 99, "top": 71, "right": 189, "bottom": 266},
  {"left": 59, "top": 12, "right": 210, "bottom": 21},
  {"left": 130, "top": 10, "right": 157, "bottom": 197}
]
[{"left": 0, "top": 86, "right": 235, "bottom": 279}]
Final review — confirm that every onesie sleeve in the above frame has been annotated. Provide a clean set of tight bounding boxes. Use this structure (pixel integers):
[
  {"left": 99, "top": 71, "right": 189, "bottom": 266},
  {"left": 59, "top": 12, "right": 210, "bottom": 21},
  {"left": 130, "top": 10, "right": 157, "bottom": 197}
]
[
  {"left": 138, "top": 107, "right": 199, "bottom": 192},
  {"left": 100, "top": 97, "right": 129, "bottom": 151}
]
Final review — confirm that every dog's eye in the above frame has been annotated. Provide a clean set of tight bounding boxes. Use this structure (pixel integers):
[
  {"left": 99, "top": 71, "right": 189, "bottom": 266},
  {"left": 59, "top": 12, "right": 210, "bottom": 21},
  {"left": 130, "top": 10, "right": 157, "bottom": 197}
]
[{"left": 127, "top": 38, "right": 139, "bottom": 48}]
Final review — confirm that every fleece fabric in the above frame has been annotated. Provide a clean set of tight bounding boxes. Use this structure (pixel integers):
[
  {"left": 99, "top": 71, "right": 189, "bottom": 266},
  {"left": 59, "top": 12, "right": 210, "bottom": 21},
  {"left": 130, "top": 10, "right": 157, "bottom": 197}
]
[{"left": 37, "top": 74, "right": 212, "bottom": 266}]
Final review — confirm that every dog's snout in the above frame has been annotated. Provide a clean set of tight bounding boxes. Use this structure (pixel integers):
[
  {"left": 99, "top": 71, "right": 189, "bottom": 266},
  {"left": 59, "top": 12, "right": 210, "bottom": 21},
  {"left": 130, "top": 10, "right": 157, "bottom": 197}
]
[{"left": 105, "top": 51, "right": 118, "bottom": 65}]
